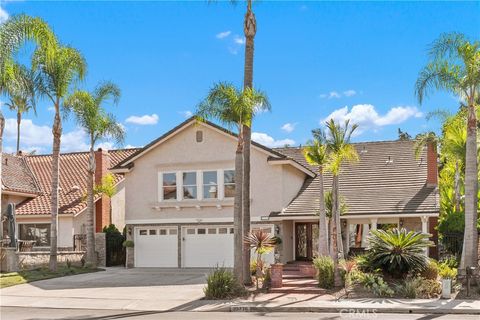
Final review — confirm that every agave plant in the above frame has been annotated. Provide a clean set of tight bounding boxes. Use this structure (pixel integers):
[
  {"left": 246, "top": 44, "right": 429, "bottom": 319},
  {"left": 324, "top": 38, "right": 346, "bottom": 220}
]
[{"left": 367, "top": 228, "right": 433, "bottom": 277}]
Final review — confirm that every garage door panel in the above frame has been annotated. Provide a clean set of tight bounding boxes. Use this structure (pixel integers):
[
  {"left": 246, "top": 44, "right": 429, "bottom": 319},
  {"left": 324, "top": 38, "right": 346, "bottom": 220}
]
[{"left": 135, "top": 227, "right": 178, "bottom": 267}]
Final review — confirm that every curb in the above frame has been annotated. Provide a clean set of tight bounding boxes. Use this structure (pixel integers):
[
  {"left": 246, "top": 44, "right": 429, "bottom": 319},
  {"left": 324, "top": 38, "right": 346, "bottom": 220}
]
[{"left": 229, "top": 305, "right": 480, "bottom": 315}]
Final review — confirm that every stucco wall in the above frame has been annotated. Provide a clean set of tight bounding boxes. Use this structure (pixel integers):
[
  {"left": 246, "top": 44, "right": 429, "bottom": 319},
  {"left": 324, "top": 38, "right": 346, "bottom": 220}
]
[
  {"left": 124, "top": 122, "right": 307, "bottom": 224},
  {"left": 111, "top": 180, "right": 126, "bottom": 230},
  {"left": 2, "top": 194, "right": 28, "bottom": 214}
]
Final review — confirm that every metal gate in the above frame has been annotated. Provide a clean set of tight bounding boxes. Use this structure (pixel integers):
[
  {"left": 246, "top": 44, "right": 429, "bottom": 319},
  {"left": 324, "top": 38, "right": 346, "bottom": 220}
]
[{"left": 106, "top": 232, "right": 125, "bottom": 266}]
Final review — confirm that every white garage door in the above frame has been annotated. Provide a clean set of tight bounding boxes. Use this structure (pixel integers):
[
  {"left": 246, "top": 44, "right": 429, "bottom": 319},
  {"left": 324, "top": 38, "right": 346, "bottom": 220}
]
[
  {"left": 182, "top": 226, "right": 234, "bottom": 268},
  {"left": 135, "top": 227, "right": 178, "bottom": 267}
]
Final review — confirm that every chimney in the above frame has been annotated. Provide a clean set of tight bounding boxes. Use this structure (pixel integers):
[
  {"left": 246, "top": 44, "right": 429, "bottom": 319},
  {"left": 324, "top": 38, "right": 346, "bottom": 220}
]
[
  {"left": 426, "top": 142, "right": 438, "bottom": 187},
  {"left": 94, "top": 148, "right": 111, "bottom": 232}
]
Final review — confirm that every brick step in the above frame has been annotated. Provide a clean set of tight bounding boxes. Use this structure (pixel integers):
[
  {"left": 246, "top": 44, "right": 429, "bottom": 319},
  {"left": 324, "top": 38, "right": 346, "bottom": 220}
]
[
  {"left": 282, "top": 279, "right": 318, "bottom": 286},
  {"left": 269, "top": 286, "right": 326, "bottom": 294},
  {"left": 282, "top": 274, "right": 313, "bottom": 280},
  {"left": 283, "top": 268, "right": 300, "bottom": 272}
]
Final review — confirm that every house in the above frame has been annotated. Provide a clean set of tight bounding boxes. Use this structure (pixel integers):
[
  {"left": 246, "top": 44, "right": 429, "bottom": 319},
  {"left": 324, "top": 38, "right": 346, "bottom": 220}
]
[
  {"left": 1, "top": 148, "right": 138, "bottom": 250},
  {"left": 112, "top": 117, "right": 440, "bottom": 268}
]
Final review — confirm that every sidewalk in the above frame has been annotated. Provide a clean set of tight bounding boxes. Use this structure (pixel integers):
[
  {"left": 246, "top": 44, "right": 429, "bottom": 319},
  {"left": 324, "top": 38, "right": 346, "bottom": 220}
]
[{"left": 216, "top": 293, "right": 480, "bottom": 315}]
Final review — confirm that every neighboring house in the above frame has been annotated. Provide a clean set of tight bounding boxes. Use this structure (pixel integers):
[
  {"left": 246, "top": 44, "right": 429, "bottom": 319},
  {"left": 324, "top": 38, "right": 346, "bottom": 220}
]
[
  {"left": 1, "top": 148, "right": 138, "bottom": 250},
  {"left": 112, "top": 117, "right": 440, "bottom": 268}
]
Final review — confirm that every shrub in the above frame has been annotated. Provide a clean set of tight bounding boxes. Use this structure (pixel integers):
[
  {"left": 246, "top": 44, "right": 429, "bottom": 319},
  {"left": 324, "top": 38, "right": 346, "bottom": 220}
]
[
  {"left": 395, "top": 277, "right": 419, "bottom": 298},
  {"left": 420, "top": 259, "right": 439, "bottom": 280},
  {"left": 439, "top": 255, "right": 459, "bottom": 268},
  {"left": 353, "top": 254, "right": 375, "bottom": 273},
  {"left": 122, "top": 240, "right": 134, "bottom": 248},
  {"left": 313, "top": 255, "right": 334, "bottom": 289},
  {"left": 204, "top": 267, "right": 245, "bottom": 299},
  {"left": 367, "top": 228, "right": 432, "bottom": 277},
  {"left": 360, "top": 273, "right": 394, "bottom": 297},
  {"left": 395, "top": 277, "right": 441, "bottom": 299},
  {"left": 438, "top": 264, "right": 457, "bottom": 279}
]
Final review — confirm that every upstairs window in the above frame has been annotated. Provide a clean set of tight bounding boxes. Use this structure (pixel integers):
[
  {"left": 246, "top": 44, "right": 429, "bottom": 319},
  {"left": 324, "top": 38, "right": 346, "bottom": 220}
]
[
  {"left": 224, "top": 170, "right": 235, "bottom": 198},
  {"left": 183, "top": 172, "right": 197, "bottom": 199},
  {"left": 163, "top": 173, "right": 177, "bottom": 200},
  {"left": 203, "top": 171, "right": 218, "bottom": 199}
]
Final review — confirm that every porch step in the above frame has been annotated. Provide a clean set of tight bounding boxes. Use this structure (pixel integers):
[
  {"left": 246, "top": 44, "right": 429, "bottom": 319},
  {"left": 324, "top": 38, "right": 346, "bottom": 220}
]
[
  {"left": 282, "top": 279, "right": 318, "bottom": 287},
  {"left": 282, "top": 274, "right": 313, "bottom": 280},
  {"left": 269, "top": 286, "right": 326, "bottom": 294}
]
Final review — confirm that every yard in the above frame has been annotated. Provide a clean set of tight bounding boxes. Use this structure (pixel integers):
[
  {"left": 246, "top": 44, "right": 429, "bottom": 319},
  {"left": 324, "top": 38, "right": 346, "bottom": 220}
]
[{"left": 0, "top": 266, "right": 101, "bottom": 288}]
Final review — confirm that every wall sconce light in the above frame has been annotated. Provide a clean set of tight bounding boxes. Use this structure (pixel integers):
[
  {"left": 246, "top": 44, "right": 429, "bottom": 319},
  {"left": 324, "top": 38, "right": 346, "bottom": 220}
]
[
  {"left": 275, "top": 225, "right": 280, "bottom": 234},
  {"left": 342, "top": 220, "right": 347, "bottom": 228},
  {"left": 399, "top": 218, "right": 404, "bottom": 227},
  {"left": 127, "top": 226, "right": 132, "bottom": 236}
]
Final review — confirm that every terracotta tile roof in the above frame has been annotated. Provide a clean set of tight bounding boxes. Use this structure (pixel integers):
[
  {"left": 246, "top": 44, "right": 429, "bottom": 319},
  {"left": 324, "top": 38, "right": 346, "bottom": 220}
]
[
  {"left": 1, "top": 153, "right": 41, "bottom": 195},
  {"left": 13, "top": 148, "right": 139, "bottom": 216},
  {"left": 273, "top": 140, "right": 439, "bottom": 217}
]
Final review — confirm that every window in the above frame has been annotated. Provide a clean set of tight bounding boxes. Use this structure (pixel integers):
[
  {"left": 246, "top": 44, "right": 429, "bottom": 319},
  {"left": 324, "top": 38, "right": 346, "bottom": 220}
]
[
  {"left": 208, "top": 228, "right": 217, "bottom": 234},
  {"left": 187, "top": 228, "right": 195, "bottom": 235},
  {"left": 19, "top": 224, "right": 50, "bottom": 246},
  {"left": 163, "top": 173, "right": 177, "bottom": 200},
  {"left": 169, "top": 229, "right": 178, "bottom": 235},
  {"left": 224, "top": 170, "right": 235, "bottom": 198},
  {"left": 139, "top": 230, "right": 147, "bottom": 236},
  {"left": 149, "top": 230, "right": 157, "bottom": 235},
  {"left": 218, "top": 228, "right": 228, "bottom": 234},
  {"left": 196, "top": 130, "right": 203, "bottom": 143},
  {"left": 197, "top": 228, "right": 206, "bottom": 235},
  {"left": 183, "top": 172, "right": 197, "bottom": 199},
  {"left": 203, "top": 171, "right": 218, "bottom": 199},
  {"left": 159, "top": 229, "right": 167, "bottom": 235}
]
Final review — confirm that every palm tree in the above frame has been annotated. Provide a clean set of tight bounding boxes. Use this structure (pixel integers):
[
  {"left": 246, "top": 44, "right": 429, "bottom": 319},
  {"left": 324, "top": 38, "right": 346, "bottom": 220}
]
[
  {"left": 303, "top": 129, "right": 329, "bottom": 257},
  {"left": 241, "top": 0, "right": 258, "bottom": 285},
  {"left": 64, "top": 82, "right": 124, "bottom": 266},
  {"left": 2, "top": 62, "right": 38, "bottom": 154},
  {"left": 415, "top": 32, "right": 479, "bottom": 270},
  {"left": 196, "top": 82, "right": 270, "bottom": 284},
  {"left": 0, "top": 15, "right": 56, "bottom": 232},
  {"left": 33, "top": 44, "right": 86, "bottom": 271},
  {"left": 325, "top": 119, "right": 359, "bottom": 286}
]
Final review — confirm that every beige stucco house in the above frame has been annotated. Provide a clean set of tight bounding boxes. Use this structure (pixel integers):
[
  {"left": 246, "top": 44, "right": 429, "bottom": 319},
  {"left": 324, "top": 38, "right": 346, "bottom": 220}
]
[{"left": 112, "top": 118, "right": 440, "bottom": 268}]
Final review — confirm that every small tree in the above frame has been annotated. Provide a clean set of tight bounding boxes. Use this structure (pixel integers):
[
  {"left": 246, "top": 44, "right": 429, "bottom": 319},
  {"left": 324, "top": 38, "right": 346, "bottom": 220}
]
[{"left": 244, "top": 229, "right": 275, "bottom": 289}]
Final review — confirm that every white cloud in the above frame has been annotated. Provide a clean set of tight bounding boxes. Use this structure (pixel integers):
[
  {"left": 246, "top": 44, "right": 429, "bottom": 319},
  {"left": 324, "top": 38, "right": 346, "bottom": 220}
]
[
  {"left": 47, "top": 106, "right": 55, "bottom": 112},
  {"left": 321, "top": 104, "right": 423, "bottom": 136},
  {"left": 125, "top": 114, "right": 159, "bottom": 125},
  {"left": 343, "top": 89, "right": 357, "bottom": 97},
  {"left": 233, "top": 35, "right": 245, "bottom": 45},
  {"left": 281, "top": 122, "right": 297, "bottom": 133},
  {"left": 179, "top": 110, "right": 193, "bottom": 118},
  {"left": 320, "top": 89, "right": 357, "bottom": 99},
  {"left": 0, "top": 4, "right": 8, "bottom": 24},
  {"left": 252, "top": 132, "right": 295, "bottom": 148},
  {"left": 216, "top": 31, "right": 231, "bottom": 39}
]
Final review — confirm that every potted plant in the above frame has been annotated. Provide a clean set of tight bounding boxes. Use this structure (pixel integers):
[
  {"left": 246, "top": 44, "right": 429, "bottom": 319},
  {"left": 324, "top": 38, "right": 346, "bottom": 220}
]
[
  {"left": 439, "top": 265, "right": 457, "bottom": 299},
  {"left": 122, "top": 240, "right": 134, "bottom": 268}
]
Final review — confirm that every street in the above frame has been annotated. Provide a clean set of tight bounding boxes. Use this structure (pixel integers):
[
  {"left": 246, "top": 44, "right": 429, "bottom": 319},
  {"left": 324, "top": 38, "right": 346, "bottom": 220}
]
[{"left": 2, "top": 308, "right": 479, "bottom": 320}]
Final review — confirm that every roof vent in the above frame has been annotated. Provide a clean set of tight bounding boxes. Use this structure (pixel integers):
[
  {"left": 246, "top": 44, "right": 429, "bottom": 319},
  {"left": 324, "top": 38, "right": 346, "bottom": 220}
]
[
  {"left": 385, "top": 156, "right": 393, "bottom": 165},
  {"left": 70, "top": 185, "right": 81, "bottom": 193}
]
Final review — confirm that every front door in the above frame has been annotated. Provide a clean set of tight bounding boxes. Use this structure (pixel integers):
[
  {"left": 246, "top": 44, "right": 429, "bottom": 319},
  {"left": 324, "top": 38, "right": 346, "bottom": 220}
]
[{"left": 295, "top": 222, "right": 319, "bottom": 260}]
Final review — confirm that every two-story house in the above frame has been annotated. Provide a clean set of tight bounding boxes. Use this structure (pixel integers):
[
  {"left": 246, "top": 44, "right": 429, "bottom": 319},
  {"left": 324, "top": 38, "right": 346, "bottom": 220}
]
[{"left": 112, "top": 117, "right": 440, "bottom": 268}]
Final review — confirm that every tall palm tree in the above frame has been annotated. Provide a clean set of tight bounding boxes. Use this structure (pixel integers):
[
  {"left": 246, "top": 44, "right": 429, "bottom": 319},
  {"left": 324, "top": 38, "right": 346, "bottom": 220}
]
[
  {"left": 33, "top": 44, "right": 86, "bottom": 271},
  {"left": 241, "top": 0, "right": 257, "bottom": 284},
  {"left": 64, "top": 82, "right": 124, "bottom": 266},
  {"left": 196, "top": 82, "right": 270, "bottom": 284},
  {"left": 325, "top": 119, "right": 359, "bottom": 286},
  {"left": 0, "top": 15, "right": 56, "bottom": 233},
  {"left": 2, "top": 62, "right": 38, "bottom": 154},
  {"left": 303, "top": 129, "right": 329, "bottom": 257},
  {"left": 415, "top": 32, "right": 479, "bottom": 270}
]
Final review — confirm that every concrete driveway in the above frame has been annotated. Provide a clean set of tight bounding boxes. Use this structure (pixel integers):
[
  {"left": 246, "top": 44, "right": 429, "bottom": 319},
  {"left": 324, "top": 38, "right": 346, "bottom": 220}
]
[{"left": 0, "top": 267, "right": 217, "bottom": 311}]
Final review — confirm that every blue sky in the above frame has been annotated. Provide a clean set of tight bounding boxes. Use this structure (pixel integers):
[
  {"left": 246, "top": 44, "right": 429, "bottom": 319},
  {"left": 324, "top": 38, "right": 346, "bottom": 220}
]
[{"left": 0, "top": 1, "right": 479, "bottom": 154}]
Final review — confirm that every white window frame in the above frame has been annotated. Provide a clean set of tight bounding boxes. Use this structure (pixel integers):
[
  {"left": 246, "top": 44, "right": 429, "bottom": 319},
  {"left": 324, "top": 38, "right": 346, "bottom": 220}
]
[
  {"left": 182, "top": 171, "right": 198, "bottom": 201},
  {"left": 158, "top": 171, "right": 178, "bottom": 201},
  {"left": 223, "top": 168, "right": 235, "bottom": 199},
  {"left": 202, "top": 170, "right": 219, "bottom": 200}
]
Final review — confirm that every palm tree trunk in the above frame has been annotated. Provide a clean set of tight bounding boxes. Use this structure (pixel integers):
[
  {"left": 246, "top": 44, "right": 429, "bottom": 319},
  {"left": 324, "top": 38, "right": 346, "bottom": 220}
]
[
  {"left": 16, "top": 112, "right": 21, "bottom": 155},
  {"left": 49, "top": 104, "right": 61, "bottom": 272},
  {"left": 318, "top": 167, "right": 329, "bottom": 256},
  {"left": 0, "top": 111, "right": 5, "bottom": 239},
  {"left": 332, "top": 175, "right": 342, "bottom": 287},
  {"left": 454, "top": 160, "right": 461, "bottom": 213},
  {"left": 234, "top": 131, "right": 244, "bottom": 284},
  {"left": 86, "top": 142, "right": 96, "bottom": 266},
  {"left": 460, "top": 103, "right": 478, "bottom": 270},
  {"left": 241, "top": 0, "right": 256, "bottom": 286}
]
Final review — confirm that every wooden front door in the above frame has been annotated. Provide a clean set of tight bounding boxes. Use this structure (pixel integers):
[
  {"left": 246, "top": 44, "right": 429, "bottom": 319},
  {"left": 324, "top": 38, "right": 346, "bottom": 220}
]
[{"left": 295, "top": 222, "right": 319, "bottom": 260}]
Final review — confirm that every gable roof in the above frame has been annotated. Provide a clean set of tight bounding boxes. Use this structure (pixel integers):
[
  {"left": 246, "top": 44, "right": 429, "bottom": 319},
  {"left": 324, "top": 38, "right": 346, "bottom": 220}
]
[
  {"left": 273, "top": 140, "right": 439, "bottom": 217},
  {"left": 13, "top": 148, "right": 139, "bottom": 216},
  {"left": 1, "top": 153, "right": 41, "bottom": 196},
  {"left": 112, "top": 117, "right": 315, "bottom": 176}
]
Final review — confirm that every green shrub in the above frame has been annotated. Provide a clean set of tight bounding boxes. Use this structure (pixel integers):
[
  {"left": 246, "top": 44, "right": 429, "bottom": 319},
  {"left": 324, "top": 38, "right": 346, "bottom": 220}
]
[
  {"left": 367, "top": 228, "right": 432, "bottom": 277},
  {"left": 353, "top": 254, "right": 375, "bottom": 273},
  {"left": 395, "top": 277, "right": 419, "bottom": 298},
  {"left": 313, "top": 255, "right": 334, "bottom": 289},
  {"left": 122, "top": 240, "right": 134, "bottom": 248},
  {"left": 420, "top": 259, "right": 439, "bottom": 280},
  {"left": 360, "top": 273, "right": 394, "bottom": 297},
  {"left": 438, "top": 264, "right": 457, "bottom": 279},
  {"left": 395, "top": 277, "right": 441, "bottom": 299},
  {"left": 204, "top": 267, "right": 245, "bottom": 300},
  {"left": 439, "top": 255, "right": 459, "bottom": 268}
]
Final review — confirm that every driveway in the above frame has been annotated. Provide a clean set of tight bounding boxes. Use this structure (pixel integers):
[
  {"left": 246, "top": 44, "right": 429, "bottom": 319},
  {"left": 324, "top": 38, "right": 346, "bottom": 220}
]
[{"left": 0, "top": 267, "right": 216, "bottom": 311}]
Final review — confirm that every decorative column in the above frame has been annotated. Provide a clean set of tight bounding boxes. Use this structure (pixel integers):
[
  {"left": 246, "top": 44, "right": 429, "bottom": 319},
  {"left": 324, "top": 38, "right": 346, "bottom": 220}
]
[
  {"left": 270, "top": 263, "right": 283, "bottom": 288},
  {"left": 370, "top": 218, "right": 378, "bottom": 231},
  {"left": 421, "top": 216, "right": 429, "bottom": 256}
]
